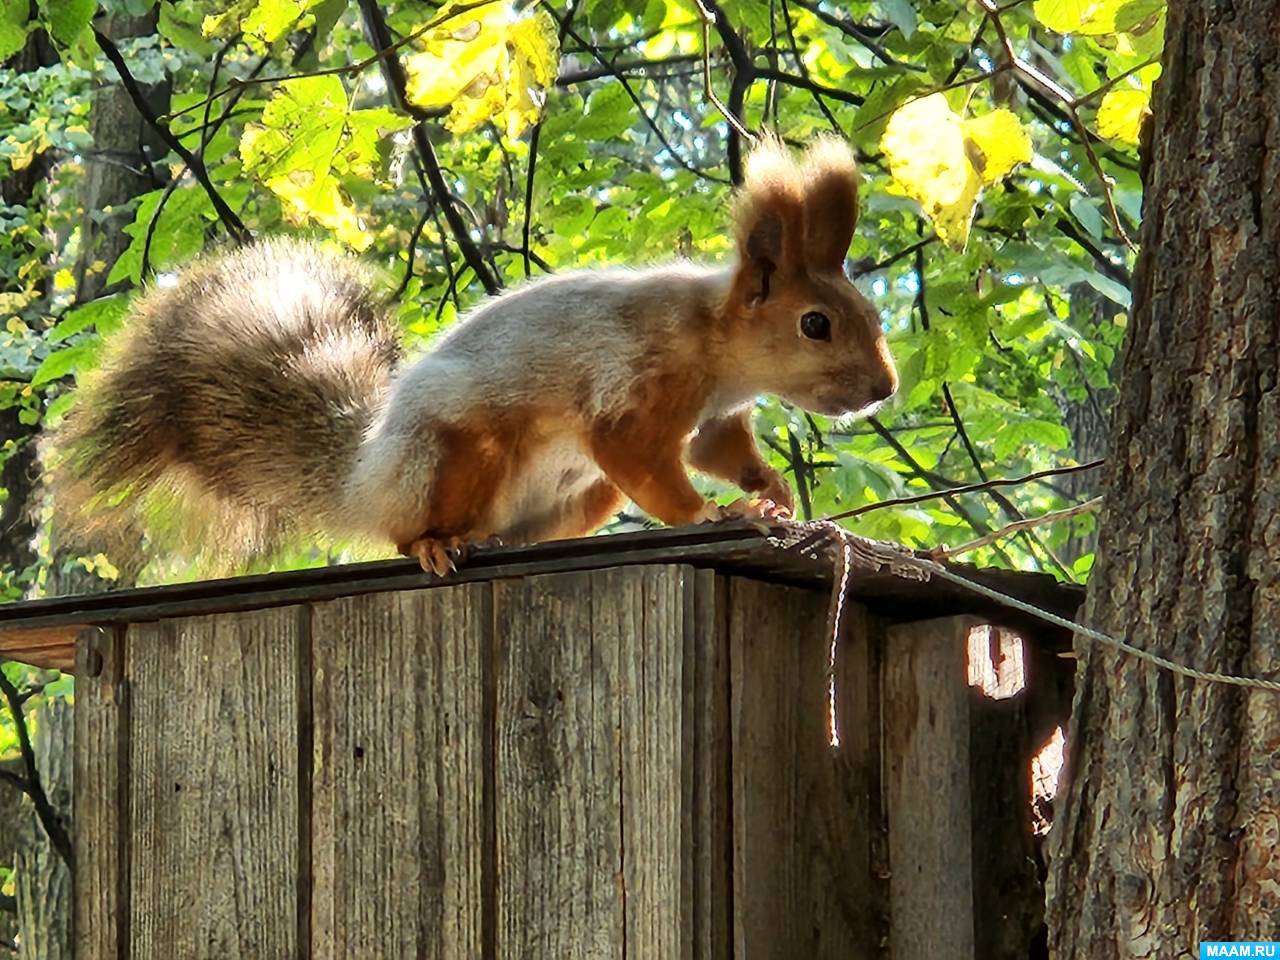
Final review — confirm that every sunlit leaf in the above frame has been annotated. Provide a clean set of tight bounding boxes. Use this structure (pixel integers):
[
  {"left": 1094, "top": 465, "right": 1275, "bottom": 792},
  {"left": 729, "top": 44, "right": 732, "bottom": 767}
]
[
  {"left": 404, "top": 4, "right": 560, "bottom": 138},
  {"left": 880, "top": 94, "right": 1031, "bottom": 248},
  {"left": 0, "top": 0, "right": 30, "bottom": 61},
  {"left": 1096, "top": 88, "right": 1149, "bottom": 143}
]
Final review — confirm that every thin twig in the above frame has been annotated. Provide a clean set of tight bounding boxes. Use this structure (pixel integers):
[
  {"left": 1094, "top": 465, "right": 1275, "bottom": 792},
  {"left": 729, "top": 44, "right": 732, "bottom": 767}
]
[
  {"left": 357, "top": 0, "right": 501, "bottom": 295},
  {"left": 934, "top": 496, "right": 1103, "bottom": 561},
  {"left": 863, "top": 418, "right": 1019, "bottom": 566},
  {"left": 163, "top": 0, "right": 502, "bottom": 123},
  {"left": 785, "top": 428, "right": 814, "bottom": 521},
  {"left": 779, "top": 0, "right": 843, "bottom": 134},
  {"left": 1075, "top": 56, "right": 1159, "bottom": 106},
  {"left": 523, "top": 0, "right": 581, "bottom": 280},
  {"left": 975, "top": 0, "right": 1135, "bottom": 250},
  {"left": 556, "top": 53, "right": 701, "bottom": 86},
  {"left": 93, "top": 28, "right": 251, "bottom": 244},
  {"left": 788, "top": 0, "right": 925, "bottom": 72},
  {"left": 392, "top": 203, "right": 434, "bottom": 301},
  {"left": 0, "top": 668, "right": 72, "bottom": 868},
  {"left": 850, "top": 234, "right": 937, "bottom": 276},
  {"left": 823, "top": 457, "right": 1105, "bottom": 522},
  {"left": 693, "top": 0, "right": 755, "bottom": 181},
  {"left": 551, "top": 14, "right": 730, "bottom": 184}
]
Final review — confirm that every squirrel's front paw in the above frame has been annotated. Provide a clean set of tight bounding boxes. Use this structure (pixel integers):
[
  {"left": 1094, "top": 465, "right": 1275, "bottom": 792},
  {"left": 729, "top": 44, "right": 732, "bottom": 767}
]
[
  {"left": 754, "top": 469, "right": 796, "bottom": 517},
  {"left": 697, "top": 497, "right": 791, "bottom": 527}
]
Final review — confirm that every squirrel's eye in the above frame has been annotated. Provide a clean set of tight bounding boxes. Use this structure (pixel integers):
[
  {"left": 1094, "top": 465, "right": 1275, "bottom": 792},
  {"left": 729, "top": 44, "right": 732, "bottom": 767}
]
[{"left": 800, "top": 311, "right": 831, "bottom": 341}]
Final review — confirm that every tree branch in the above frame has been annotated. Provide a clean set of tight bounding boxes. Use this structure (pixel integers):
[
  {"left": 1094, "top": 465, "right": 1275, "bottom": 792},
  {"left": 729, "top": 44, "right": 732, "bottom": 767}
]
[
  {"left": 753, "top": 66, "right": 864, "bottom": 106},
  {"left": 356, "top": 0, "right": 501, "bottom": 295},
  {"left": 825, "top": 457, "right": 1104, "bottom": 521},
  {"left": 695, "top": 0, "right": 755, "bottom": 184},
  {"left": 556, "top": 53, "right": 701, "bottom": 86},
  {"left": 788, "top": 0, "right": 925, "bottom": 72},
  {"left": 0, "top": 669, "right": 72, "bottom": 868},
  {"left": 92, "top": 28, "right": 250, "bottom": 245},
  {"left": 550, "top": 12, "right": 730, "bottom": 184}
]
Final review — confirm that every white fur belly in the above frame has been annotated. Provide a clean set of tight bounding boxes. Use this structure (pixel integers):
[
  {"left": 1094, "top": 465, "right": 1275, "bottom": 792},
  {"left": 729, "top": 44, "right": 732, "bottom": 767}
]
[{"left": 488, "top": 438, "right": 603, "bottom": 537}]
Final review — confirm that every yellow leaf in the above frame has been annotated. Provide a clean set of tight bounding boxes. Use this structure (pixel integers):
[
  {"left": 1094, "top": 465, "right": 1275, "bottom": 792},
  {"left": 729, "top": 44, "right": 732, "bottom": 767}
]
[
  {"left": 963, "top": 109, "right": 1032, "bottom": 183},
  {"left": 1096, "top": 88, "right": 1149, "bottom": 144},
  {"left": 880, "top": 94, "right": 1031, "bottom": 249},
  {"left": 268, "top": 172, "right": 371, "bottom": 251},
  {"left": 404, "top": 4, "right": 559, "bottom": 138}
]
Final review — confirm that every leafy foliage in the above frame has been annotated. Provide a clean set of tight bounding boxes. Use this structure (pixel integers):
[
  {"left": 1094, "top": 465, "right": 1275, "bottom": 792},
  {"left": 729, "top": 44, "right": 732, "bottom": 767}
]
[{"left": 0, "top": 0, "right": 1168, "bottom": 596}]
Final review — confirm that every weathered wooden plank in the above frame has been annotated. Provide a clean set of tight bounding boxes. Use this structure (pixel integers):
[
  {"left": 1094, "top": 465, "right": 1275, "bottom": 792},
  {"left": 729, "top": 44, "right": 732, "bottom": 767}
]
[
  {"left": 0, "top": 525, "right": 1082, "bottom": 650},
  {"left": 0, "top": 624, "right": 84, "bottom": 672},
  {"left": 72, "top": 626, "right": 128, "bottom": 960},
  {"left": 612, "top": 566, "right": 685, "bottom": 960},
  {"left": 309, "top": 585, "right": 488, "bottom": 960},
  {"left": 492, "top": 569, "right": 625, "bottom": 959},
  {"left": 686, "top": 571, "right": 730, "bottom": 960},
  {"left": 728, "top": 577, "right": 874, "bottom": 959},
  {"left": 127, "top": 608, "right": 303, "bottom": 960},
  {"left": 884, "top": 615, "right": 978, "bottom": 960}
]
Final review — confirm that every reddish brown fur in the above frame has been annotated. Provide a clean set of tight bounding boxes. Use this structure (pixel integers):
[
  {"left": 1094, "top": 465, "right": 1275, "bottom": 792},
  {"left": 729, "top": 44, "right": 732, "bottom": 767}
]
[{"left": 588, "top": 364, "right": 716, "bottom": 525}]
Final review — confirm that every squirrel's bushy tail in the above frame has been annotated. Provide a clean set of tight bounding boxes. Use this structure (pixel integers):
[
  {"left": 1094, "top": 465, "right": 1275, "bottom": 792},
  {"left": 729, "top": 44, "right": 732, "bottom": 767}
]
[{"left": 44, "top": 238, "right": 401, "bottom": 572}]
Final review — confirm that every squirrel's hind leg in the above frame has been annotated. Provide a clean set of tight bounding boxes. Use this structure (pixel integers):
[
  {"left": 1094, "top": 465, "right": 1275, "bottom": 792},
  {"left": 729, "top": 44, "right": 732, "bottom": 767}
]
[{"left": 400, "top": 533, "right": 503, "bottom": 577}]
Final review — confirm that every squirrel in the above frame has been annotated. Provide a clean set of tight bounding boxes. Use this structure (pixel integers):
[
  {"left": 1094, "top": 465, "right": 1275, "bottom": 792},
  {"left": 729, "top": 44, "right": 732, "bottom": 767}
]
[{"left": 45, "top": 135, "right": 898, "bottom": 576}]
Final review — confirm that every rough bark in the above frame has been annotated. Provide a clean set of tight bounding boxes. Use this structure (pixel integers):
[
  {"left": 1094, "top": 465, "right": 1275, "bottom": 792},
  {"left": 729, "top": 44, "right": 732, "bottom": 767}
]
[
  {"left": 73, "top": 12, "right": 167, "bottom": 301},
  {"left": 1047, "top": 1, "right": 1280, "bottom": 953}
]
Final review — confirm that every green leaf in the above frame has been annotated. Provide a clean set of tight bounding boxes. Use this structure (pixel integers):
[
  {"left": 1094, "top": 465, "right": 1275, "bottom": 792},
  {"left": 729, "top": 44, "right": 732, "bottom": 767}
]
[
  {"left": 159, "top": 0, "right": 217, "bottom": 54},
  {"left": 577, "top": 83, "right": 635, "bottom": 140},
  {"left": 1033, "top": 0, "right": 1131, "bottom": 35},
  {"left": 36, "top": 0, "right": 94, "bottom": 46},
  {"left": 108, "top": 186, "right": 213, "bottom": 285},
  {"left": 32, "top": 339, "right": 99, "bottom": 386},
  {"left": 1068, "top": 194, "right": 1104, "bottom": 239},
  {"left": 0, "top": 0, "right": 31, "bottom": 61},
  {"left": 49, "top": 294, "right": 130, "bottom": 344},
  {"left": 876, "top": 0, "right": 918, "bottom": 39}
]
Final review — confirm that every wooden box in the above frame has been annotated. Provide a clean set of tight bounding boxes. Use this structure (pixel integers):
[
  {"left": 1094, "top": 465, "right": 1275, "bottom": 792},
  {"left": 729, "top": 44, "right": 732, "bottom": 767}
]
[{"left": 0, "top": 525, "right": 1080, "bottom": 959}]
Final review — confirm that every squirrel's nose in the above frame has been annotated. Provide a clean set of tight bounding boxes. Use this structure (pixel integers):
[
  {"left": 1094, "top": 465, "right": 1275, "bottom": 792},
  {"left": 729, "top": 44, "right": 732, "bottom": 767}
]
[{"left": 870, "top": 368, "right": 898, "bottom": 403}]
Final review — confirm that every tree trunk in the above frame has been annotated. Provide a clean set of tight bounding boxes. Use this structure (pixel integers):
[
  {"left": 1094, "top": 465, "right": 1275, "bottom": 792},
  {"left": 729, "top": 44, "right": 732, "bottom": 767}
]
[
  {"left": 49, "top": 9, "right": 166, "bottom": 594},
  {"left": 73, "top": 11, "right": 167, "bottom": 300},
  {"left": 1046, "top": 1, "right": 1280, "bottom": 952}
]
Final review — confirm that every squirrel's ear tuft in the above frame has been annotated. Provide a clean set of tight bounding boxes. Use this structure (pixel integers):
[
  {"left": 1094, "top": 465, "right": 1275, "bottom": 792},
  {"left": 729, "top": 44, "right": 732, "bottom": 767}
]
[
  {"left": 801, "top": 136, "right": 860, "bottom": 270},
  {"left": 733, "top": 134, "right": 805, "bottom": 302}
]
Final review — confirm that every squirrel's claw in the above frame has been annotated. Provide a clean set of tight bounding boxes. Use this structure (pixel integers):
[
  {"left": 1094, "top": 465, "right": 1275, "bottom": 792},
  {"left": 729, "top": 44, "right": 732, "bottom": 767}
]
[
  {"left": 405, "top": 534, "right": 504, "bottom": 577},
  {"left": 696, "top": 497, "right": 792, "bottom": 531}
]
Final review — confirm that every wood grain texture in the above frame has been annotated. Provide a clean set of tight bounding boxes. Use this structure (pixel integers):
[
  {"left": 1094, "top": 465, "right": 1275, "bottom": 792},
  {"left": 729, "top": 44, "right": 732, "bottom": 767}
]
[
  {"left": 309, "top": 585, "right": 488, "bottom": 960},
  {"left": 686, "top": 570, "right": 730, "bottom": 960},
  {"left": 73, "top": 627, "right": 128, "bottom": 960},
  {"left": 493, "top": 569, "right": 624, "bottom": 960},
  {"left": 884, "top": 616, "right": 977, "bottom": 960},
  {"left": 0, "top": 625, "right": 84, "bottom": 672},
  {"left": 612, "top": 566, "right": 685, "bottom": 960},
  {"left": 492, "top": 566, "right": 696, "bottom": 960},
  {"left": 127, "top": 608, "right": 303, "bottom": 960},
  {"left": 728, "top": 577, "right": 875, "bottom": 959}
]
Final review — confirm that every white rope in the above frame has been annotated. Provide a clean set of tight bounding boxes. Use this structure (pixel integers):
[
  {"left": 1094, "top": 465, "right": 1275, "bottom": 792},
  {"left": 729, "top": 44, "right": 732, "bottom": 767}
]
[{"left": 775, "top": 521, "right": 1280, "bottom": 695}]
